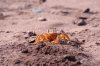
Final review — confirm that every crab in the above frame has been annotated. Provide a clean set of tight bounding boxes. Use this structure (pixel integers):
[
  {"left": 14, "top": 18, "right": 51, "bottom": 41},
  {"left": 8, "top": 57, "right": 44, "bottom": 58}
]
[{"left": 34, "top": 28, "right": 70, "bottom": 44}]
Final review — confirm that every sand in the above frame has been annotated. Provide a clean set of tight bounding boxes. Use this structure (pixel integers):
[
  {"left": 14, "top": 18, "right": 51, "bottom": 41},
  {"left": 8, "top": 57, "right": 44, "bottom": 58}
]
[{"left": 0, "top": 0, "right": 100, "bottom": 66}]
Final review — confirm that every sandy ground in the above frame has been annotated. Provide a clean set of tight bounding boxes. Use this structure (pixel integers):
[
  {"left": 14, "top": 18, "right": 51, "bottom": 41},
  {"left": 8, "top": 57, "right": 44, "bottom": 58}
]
[{"left": 0, "top": 0, "right": 100, "bottom": 66}]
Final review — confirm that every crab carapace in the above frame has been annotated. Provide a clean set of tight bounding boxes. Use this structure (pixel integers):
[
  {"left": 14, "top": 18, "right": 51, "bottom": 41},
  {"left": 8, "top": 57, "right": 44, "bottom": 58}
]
[{"left": 34, "top": 28, "right": 70, "bottom": 44}]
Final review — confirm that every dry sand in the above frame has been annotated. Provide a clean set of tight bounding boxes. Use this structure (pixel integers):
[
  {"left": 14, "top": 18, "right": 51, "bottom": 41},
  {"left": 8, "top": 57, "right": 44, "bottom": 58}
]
[{"left": 0, "top": 0, "right": 100, "bottom": 66}]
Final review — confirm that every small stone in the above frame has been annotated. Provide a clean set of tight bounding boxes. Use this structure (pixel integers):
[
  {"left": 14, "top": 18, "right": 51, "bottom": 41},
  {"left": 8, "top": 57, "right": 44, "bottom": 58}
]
[
  {"left": 77, "top": 61, "right": 82, "bottom": 65},
  {"left": 39, "top": 0, "right": 47, "bottom": 4},
  {"left": 24, "top": 36, "right": 29, "bottom": 39},
  {"left": 41, "top": 0, "right": 46, "bottom": 3},
  {"left": 83, "top": 8, "right": 90, "bottom": 13},
  {"left": 96, "top": 42, "right": 100, "bottom": 45},
  {"left": 38, "top": 17, "right": 47, "bottom": 21},
  {"left": 63, "top": 55, "right": 76, "bottom": 62},
  {"left": 77, "top": 19, "right": 87, "bottom": 26},
  {"left": 15, "top": 60, "right": 21, "bottom": 64},
  {"left": 82, "top": 40, "right": 85, "bottom": 43},
  {"left": 28, "top": 32, "right": 36, "bottom": 37},
  {"left": 21, "top": 49, "right": 29, "bottom": 53},
  {"left": 6, "top": 31, "right": 11, "bottom": 33}
]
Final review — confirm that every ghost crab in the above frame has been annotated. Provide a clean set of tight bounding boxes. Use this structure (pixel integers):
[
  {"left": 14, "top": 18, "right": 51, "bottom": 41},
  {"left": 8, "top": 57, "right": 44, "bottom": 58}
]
[{"left": 33, "top": 28, "right": 70, "bottom": 44}]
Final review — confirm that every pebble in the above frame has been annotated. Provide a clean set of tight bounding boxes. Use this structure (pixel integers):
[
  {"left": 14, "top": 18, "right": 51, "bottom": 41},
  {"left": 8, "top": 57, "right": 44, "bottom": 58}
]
[
  {"left": 96, "top": 42, "right": 100, "bottom": 45},
  {"left": 15, "top": 60, "right": 21, "bottom": 64},
  {"left": 21, "top": 49, "right": 29, "bottom": 53},
  {"left": 41, "top": 0, "right": 46, "bottom": 3},
  {"left": 83, "top": 8, "right": 90, "bottom": 13},
  {"left": 28, "top": 32, "right": 37, "bottom": 37},
  {"left": 38, "top": 17, "right": 47, "bottom": 21},
  {"left": 6, "top": 31, "right": 11, "bottom": 33},
  {"left": 77, "top": 19, "right": 87, "bottom": 26},
  {"left": 39, "top": 0, "right": 47, "bottom": 4}
]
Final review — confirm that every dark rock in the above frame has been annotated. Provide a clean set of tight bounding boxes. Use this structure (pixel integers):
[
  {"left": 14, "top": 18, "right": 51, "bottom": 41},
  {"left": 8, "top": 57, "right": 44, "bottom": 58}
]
[
  {"left": 21, "top": 49, "right": 29, "bottom": 53},
  {"left": 77, "top": 19, "right": 87, "bottom": 26},
  {"left": 25, "top": 37, "right": 29, "bottom": 39},
  {"left": 82, "top": 40, "right": 85, "bottom": 43},
  {"left": 42, "top": 0, "right": 46, "bottom": 2},
  {"left": 6, "top": 31, "right": 11, "bottom": 33},
  {"left": 63, "top": 56, "right": 76, "bottom": 62},
  {"left": 96, "top": 42, "right": 100, "bottom": 45},
  {"left": 15, "top": 60, "right": 21, "bottom": 64},
  {"left": 83, "top": 8, "right": 90, "bottom": 13},
  {"left": 40, "top": 0, "right": 46, "bottom": 4},
  {"left": 77, "top": 61, "right": 82, "bottom": 65},
  {"left": 28, "top": 32, "right": 37, "bottom": 37}
]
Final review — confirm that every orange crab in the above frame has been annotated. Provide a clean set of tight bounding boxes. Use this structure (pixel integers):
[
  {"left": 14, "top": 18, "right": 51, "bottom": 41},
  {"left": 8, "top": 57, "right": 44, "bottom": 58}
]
[{"left": 34, "top": 28, "right": 70, "bottom": 44}]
